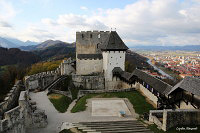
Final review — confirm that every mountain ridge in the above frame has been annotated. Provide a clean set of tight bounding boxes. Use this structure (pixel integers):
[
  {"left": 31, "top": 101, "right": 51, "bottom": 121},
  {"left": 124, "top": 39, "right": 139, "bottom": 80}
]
[
  {"left": 18, "top": 40, "right": 75, "bottom": 51},
  {"left": 0, "top": 37, "right": 38, "bottom": 48}
]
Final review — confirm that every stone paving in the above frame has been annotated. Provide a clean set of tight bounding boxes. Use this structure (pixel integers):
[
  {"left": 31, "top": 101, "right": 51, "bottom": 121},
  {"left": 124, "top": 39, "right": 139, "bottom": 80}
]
[
  {"left": 27, "top": 91, "right": 137, "bottom": 133},
  {"left": 92, "top": 99, "right": 131, "bottom": 116}
]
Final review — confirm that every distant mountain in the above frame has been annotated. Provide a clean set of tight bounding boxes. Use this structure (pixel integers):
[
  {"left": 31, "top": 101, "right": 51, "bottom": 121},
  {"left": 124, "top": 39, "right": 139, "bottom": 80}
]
[
  {"left": 18, "top": 45, "right": 37, "bottom": 51},
  {"left": 5, "top": 37, "right": 38, "bottom": 46},
  {"left": 36, "top": 40, "right": 72, "bottom": 49},
  {"left": 0, "top": 37, "right": 38, "bottom": 48},
  {"left": 0, "top": 37, "right": 18, "bottom": 48},
  {"left": 33, "top": 41, "right": 76, "bottom": 60},
  {"left": 0, "top": 47, "right": 41, "bottom": 66},
  {"left": 131, "top": 45, "right": 200, "bottom": 51},
  {"left": 19, "top": 40, "right": 75, "bottom": 51}
]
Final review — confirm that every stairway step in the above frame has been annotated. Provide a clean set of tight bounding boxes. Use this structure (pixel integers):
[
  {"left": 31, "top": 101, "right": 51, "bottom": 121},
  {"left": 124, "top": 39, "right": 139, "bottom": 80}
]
[
  {"left": 87, "top": 132, "right": 101, "bottom": 133},
  {"left": 80, "top": 122, "right": 142, "bottom": 126},
  {"left": 81, "top": 122, "right": 143, "bottom": 125},
  {"left": 86, "top": 125, "right": 145, "bottom": 128},
  {"left": 90, "top": 126, "right": 147, "bottom": 130},
  {"left": 91, "top": 127, "right": 148, "bottom": 131},
  {"left": 79, "top": 121, "right": 137, "bottom": 124},
  {"left": 97, "top": 129, "right": 152, "bottom": 133},
  {"left": 82, "top": 129, "right": 97, "bottom": 132},
  {"left": 81, "top": 123, "right": 144, "bottom": 127},
  {"left": 78, "top": 126, "right": 91, "bottom": 130}
]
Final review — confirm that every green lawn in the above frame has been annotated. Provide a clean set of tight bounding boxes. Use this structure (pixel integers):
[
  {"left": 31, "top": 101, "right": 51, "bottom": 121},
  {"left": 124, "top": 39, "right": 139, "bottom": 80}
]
[
  {"left": 48, "top": 93, "right": 72, "bottom": 113},
  {"left": 71, "top": 91, "right": 155, "bottom": 114},
  {"left": 69, "top": 87, "right": 79, "bottom": 100}
]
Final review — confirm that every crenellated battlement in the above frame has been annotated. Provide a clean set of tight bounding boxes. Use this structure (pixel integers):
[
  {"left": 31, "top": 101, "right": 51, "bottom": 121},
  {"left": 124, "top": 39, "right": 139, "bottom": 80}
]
[
  {"left": 76, "top": 30, "right": 110, "bottom": 55},
  {"left": 76, "top": 30, "right": 110, "bottom": 42},
  {"left": 76, "top": 30, "right": 110, "bottom": 34}
]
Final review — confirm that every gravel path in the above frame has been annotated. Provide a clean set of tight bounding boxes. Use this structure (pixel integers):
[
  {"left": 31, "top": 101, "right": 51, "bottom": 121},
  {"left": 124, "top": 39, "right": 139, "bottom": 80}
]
[{"left": 27, "top": 91, "right": 136, "bottom": 133}]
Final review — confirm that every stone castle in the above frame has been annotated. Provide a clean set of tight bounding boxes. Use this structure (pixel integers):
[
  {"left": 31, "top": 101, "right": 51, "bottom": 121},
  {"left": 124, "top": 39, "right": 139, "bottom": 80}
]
[
  {"left": 1, "top": 30, "right": 199, "bottom": 132},
  {"left": 74, "top": 30, "right": 129, "bottom": 90}
]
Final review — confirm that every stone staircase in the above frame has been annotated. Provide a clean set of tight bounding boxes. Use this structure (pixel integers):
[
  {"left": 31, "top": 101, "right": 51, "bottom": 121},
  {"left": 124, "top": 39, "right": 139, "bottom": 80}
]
[{"left": 72, "top": 120, "right": 153, "bottom": 133}]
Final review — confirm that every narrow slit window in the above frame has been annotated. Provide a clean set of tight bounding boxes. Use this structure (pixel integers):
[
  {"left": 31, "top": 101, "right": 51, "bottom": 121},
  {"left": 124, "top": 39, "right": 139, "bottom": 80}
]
[{"left": 98, "top": 34, "right": 101, "bottom": 38}]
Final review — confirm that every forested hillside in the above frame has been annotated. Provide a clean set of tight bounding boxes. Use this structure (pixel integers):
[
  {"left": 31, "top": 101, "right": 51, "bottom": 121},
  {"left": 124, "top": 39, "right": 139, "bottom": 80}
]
[
  {"left": 33, "top": 45, "right": 75, "bottom": 61},
  {"left": 125, "top": 50, "right": 154, "bottom": 72},
  {"left": 27, "top": 60, "right": 62, "bottom": 75},
  {"left": 0, "top": 47, "right": 40, "bottom": 66}
]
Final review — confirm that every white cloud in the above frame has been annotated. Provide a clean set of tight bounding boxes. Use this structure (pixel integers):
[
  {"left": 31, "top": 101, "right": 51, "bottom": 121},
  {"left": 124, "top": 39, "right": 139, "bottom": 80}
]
[
  {"left": 0, "top": 0, "right": 16, "bottom": 20},
  {"left": 0, "top": 0, "right": 16, "bottom": 29},
  {"left": 2, "top": 0, "right": 200, "bottom": 46},
  {"left": 80, "top": 6, "right": 88, "bottom": 10}
]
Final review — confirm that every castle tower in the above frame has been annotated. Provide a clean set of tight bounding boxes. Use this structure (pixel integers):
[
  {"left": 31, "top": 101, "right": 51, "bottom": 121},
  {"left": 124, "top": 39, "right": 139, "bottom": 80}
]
[
  {"left": 101, "top": 31, "right": 128, "bottom": 89},
  {"left": 76, "top": 31, "right": 110, "bottom": 75}
]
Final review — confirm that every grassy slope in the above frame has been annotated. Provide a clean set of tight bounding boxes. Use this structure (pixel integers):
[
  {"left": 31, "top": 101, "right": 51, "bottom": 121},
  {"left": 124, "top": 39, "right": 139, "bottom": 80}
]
[
  {"left": 71, "top": 91, "right": 155, "bottom": 114},
  {"left": 69, "top": 87, "right": 79, "bottom": 100},
  {"left": 48, "top": 94, "right": 72, "bottom": 113}
]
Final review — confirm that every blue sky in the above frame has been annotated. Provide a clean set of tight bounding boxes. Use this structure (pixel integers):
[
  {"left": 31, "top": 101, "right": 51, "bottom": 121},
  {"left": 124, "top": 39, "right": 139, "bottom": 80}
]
[
  {"left": 12, "top": 0, "right": 136, "bottom": 28},
  {"left": 0, "top": 0, "right": 200, "bottom": 46}
]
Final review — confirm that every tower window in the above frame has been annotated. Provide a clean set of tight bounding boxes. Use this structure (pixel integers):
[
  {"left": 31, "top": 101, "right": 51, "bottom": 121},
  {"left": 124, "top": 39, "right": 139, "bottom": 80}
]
[
  {"left": 90, "top": 34, "right": 92, "bottom": 38},
  {"left": 111, "top": 57, "right": 112, "bottom": 58},
  {"left": 82, "top": 34, "right": 84, "bottom": 39},
  {"left": 110, "top": 63, "right": 111, "bottom": 65},
  {"left": 97, "top": 44, "right": 99, "bottom": 49},
  {"left": 120, "top": 56, "right": 121, "bottom": 58},
  {"left": 98, "top": 34, "right": 101, "bottom": 38}
]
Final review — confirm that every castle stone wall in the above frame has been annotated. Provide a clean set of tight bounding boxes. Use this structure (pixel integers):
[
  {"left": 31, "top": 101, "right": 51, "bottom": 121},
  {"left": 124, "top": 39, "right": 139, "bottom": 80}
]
[
  {"left": 103, "top": 51, "right": 126, "bottom": 81},
  {"left": 162, "top": 109, "right": 200, "bottom": 131},
  {"left": 0, "top": 90, "right": 47, "bottom": 133},
  {"left": 25, "top": 70, "right": 59, "bottom": 91},
  {"left": 105, "top": 77, "right": 133, "bottom": 90},
  {"left": 60, "top": 58, "right": 75, "bottom": 75},
  {"left": 76, "top": 58, "right": 103, "bottom": 75},
  {"left": 137, "top": 82, "right": 158, "bottom": 106},
  {"left": 76, "top": 31, "right": 110, "bottom": 55},
  {"left": 72, "top": 74, "right": 104, "bottom": 90},
  {"left": 149, "top": 109, "right": 200, "bottom": 131},
  {"left": 0, "top": 81, "right": 22, "bottom": 117}
]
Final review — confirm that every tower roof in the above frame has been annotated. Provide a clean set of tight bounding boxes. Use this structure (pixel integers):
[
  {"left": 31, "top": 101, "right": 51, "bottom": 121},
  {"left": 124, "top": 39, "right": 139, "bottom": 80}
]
[{"left": 101, "top": 31, "right": 128, "bottom": 51}]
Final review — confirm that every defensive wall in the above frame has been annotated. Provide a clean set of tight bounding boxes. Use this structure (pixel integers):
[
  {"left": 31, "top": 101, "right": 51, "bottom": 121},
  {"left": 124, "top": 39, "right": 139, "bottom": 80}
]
[
  {"left": 0, "top": 82, "right": 47, "bottom": 133},
  {"left": 25, "top": 69, "right": 60, "bottom": 91},
  {"left": 0, "top": 81, "right": 22, "bottom": 117},
  {"left": 72, "top": 74, "right": 105, "bottom": 90},
  {"left": 149, "top": 109, "right": 200, "bottom": 131},
  {"left": 60, "top": 58, "right": 76, "bottom": 75}
]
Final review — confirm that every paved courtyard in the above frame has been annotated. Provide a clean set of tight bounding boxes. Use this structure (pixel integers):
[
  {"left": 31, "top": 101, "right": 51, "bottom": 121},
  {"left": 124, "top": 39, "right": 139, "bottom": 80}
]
[
  {"left": 92, "top": 99, "right": 131, "bottom": 116},
  {"left": 27, "top": 91, "right": 137, "bottom": 133}
]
